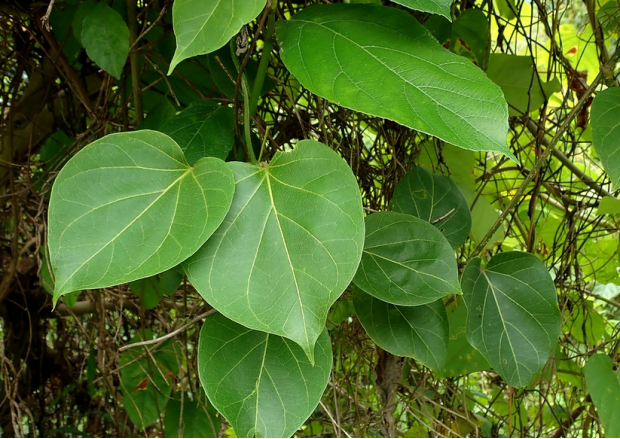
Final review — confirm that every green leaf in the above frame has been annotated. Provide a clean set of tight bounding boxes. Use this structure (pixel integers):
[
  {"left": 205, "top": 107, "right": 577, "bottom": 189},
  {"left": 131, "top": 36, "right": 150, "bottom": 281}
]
[
  {"left": 164, "top": 392, "right": 220, "bottom": 438},
  {"left": 391, "top": 0, "right": 453, "bottom": 21},
  {"left": 184, "top": 140, "right": 364, "bottom": 360},
  {"left": 48, "top": 130, "right": 235, "bottom": 302},
  {"left": 353, "top": 289, "right": 448, "bottom": 371},
  {"left": 72, "top": 0, "right": 96, "bottom": 45},
  {"left": 276, "top": 4, "right": 512, "bottom": 158},
  {"left": 352, "top": 211, "right": 460, "bottom": 306},
  {"left": 160, "top": 101, "right": 235, "bottom": 165},
  {"left": 461, "top": 251, "right": 561, "bottom": 387},
  {"left": 198, "top": 313, "right": 332, "bottom": 438},
  {"left": 138, "top": 99, "right": 177, "bottom": 132},
  {"left": 585, "top": 354, "right": 620, "bottom": 438},
  {"left": 450, "top": 9, "right": 488, "bottom": 66},
  {"left": 81, "top": 2, "right": 129, "bottom": 79},
  {"left": 486, "top": 54, "right": 561, "bottom": 116},
  {"left": 120, "top": 332, "right": 179, "bottom": 430},
  {"left": 592, "top": 87, "right": 620, "bottom": 189},
  {"left": 597, "top": 196, "right": 620, "bottom": 215},
  {"left": 169, "top": 0, "right": 268, "bottom": 73},
  {"left": 129, "top": 268, "right": 183, "bottom": 310},
  {"left": 441, "top": 298, "right": 490, "bottom": 377},
  {"left": 391, "top": 166, "right": 472, "bottom": 248}
]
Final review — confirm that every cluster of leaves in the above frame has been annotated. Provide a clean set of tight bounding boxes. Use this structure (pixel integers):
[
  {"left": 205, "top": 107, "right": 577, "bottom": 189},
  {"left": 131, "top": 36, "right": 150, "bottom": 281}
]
[{"left": 2, "top": 0, "right": 620, "bottom": 436}]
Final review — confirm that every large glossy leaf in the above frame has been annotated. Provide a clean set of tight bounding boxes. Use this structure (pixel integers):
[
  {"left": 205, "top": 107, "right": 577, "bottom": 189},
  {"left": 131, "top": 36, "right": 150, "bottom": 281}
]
[
  {"left": 120, "top": 331, "right": 179, "bottom": 430},
  {"left": 592, "top": 87, "right": 620, "bottom": 189},
  {"left": 352, "top": 211, "right": 460, "bottom": 306},
  {"left": 81, "top": 2, "right": 129, "bottom": 79},
  {"left": 276, "top": 4, "right": 512, "bottom": 158},
  {"left": 48, "top": 130, "right": 235, "bottom": 302},
  {"left": 461, "top": 251, "right": 561, "bottom": 387},
  {"left": 391, "top": 166, "right": 471, "bottom": 248},
  {"left": 184, "top": 140, "right": 364, "bottom": 359},
  {"left": 198, "top": 314, "right": 332, "bottom": 438},
  {"left": 353, "top": 289, "right": 448, "bottom": 371},
  {"left": 391, "top": 0, "right": 453, "bottom": 21},
  {"left": 585, "top": 354, "right": 620, "bottom": 437},
  {"left": 169, "top": 0, "right": 268, "bottom": 73},
  {"left": 160, "top": 100, "right": 235, "bottom": 165}
]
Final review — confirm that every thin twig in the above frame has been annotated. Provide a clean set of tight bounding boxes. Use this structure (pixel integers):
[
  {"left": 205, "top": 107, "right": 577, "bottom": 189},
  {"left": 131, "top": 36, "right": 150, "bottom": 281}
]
[
  {"left": 431, "top": 208, "right": 456, "bottom": 224},
  {"left": 41, "top": 0, "right": 55, "bottom": 31},
  {"left": 119, "top": 309, "right": 216, "bottom": 352}
]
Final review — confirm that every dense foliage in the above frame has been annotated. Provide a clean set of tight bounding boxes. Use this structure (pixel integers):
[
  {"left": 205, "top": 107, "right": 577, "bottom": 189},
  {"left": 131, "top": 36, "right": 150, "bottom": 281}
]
[{"left": 1, "top": 0, "right": 620, "bottom": 437}]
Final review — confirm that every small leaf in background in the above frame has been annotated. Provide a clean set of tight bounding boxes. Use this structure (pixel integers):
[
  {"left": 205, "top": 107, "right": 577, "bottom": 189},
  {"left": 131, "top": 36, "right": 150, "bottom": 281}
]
[
  {"left": 562, "top": 302, "right": 606, "bottom": 345},
  {"left": 169, "top": 0, "right": 268, "bottom": 73},
  {"left": 495, "top": 0, "right": 517, "bottom": 20},
  {"left": 391, "top": 0, "right": 453, "bottom": 21},
  {"left": 72, "top": 0, "right": 96, "bottom": 45},
  {"left": 129, "top": 268, "right": 183, "bottom": 310},
  {"left": 164, "top": 391, "right": 220, "bottom": 438},
  {"left": 352, "top": 211, "right": 460, "bottom": 306},
  {"left": 160, "top": 100, "right": 235, "bottom": 164},
  {"left": 81, "top": 2, "right": 129, "bottom": 79},
  {"left": 198, "top": 314, "right": 332, "bottom": 438},
  {"left": 424, "top": 15, "right": 452, "bottom": 44},
  {"left": 276, "top": 4, "right": 513, "bottom": 159},
  {"left": 592, "top": 88, "right": 620, "bottom": 189},
  {"left": 450, "top": 9, "right": 488, "bottom": 66},
  {"left": 353, "top": 288, "right": 448, "bottom": 372},
  {"left": 50, "top": 2, "right": 82, "bottom": 63},
  {"left": 486, "top": 54, "right": 561, "bottom": 116},
  {"left": 597, "top": 1, "right": 620, "bottom": 33},
  {"left": 120, "top": 331, "right": 179, "bottom": 430},
  {"left": 391, "top": 166, "right": 472, "bottom": 248},
  {"left": 441, "top": 298, "right": 490, "bottom": 377},
  {"left": 39, "top": 130, "right": 73, "bottom": 167},
  {"left": 597, "top": 196, "right": 620, "bottom": 215},
  {"left": 48, "top": 130, "right": 235, "bottom": 302},
  {"left": 184, "top": 140, "right": 364, "bottom": 360},
  {"left": 462, "top": 251, "right": 561, "bottom": 387},
  {"left": 138, "top": 99, "right": 177, "bottom": 132},
  {"left": 585, "top": 354, "right": 620, "bottom": 437}
]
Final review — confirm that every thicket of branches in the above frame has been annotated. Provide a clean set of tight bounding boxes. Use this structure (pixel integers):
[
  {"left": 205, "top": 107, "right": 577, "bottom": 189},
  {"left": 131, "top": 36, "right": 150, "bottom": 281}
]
[{"left": 1, "top": 0, "right": 619, "bottom": 436}]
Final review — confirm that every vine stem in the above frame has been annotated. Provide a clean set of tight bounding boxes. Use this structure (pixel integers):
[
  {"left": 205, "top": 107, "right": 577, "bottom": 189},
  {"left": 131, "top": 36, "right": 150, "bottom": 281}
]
[
  {"left": 230, "top": 39, "right": 258, "bottom": 165},
  {"left": 469, "top": 50, "right": 619, "bottom": 258},
  {"left": 249, "top": 0, "right": 277, "bottom": 116}
]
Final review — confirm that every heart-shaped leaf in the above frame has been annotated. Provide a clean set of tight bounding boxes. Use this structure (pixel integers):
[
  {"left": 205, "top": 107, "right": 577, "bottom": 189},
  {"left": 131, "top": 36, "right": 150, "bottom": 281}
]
[
  {"left": 391, "top": 166, "right": 471, "bottom": 248},
  {"left": 462, "top": 251, "right": 561, "bottom": 387},
  {"left": 391, "top": 0, "right": 453, "bottom": 20},
  {"left": 353, "top": 289, "right": 448, "bottom": 372},
  {"left": 585, "top": 354, "right": 620, "bottom": 437},
  {"left": 352, "top": 212, "right": 460, "bottom": 306},
  {"left": 198, "top": 313, "right": 332, "bottom": 438},
  {"left": 48, "top": 130, "right": 235, "bottom": 303},
  {"left": 592, "top": 87, "right": 620, "bottom": 189},
  {"left": 276, "top": 4, "right": 513, "bottom": 158},
  {"left": 185, "top": 140, "right": 364, "bottom": 360},
  {"left": 160, "top": 100, "right": 235, "bottom": 165},
  {"left": 169, "top": 0, "right": 267, "bottom": 73},
  {"left": 81, "top": 2, "right": 129, "bottom": 79}
]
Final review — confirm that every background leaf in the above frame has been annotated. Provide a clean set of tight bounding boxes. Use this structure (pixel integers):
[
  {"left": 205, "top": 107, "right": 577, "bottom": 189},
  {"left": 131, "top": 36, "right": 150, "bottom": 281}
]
[
  {"left": 81, "top": 2, "right": 129, "bottom": 79},
  {"left": 585, "top": 354, "right": 620, "bottom": 437},
  {"left": 129, "top": 268, "right": 183, "bottom": 310},
  {"left": 198, "top": 313, "right": 332, "bottom": 438},
  {"left": 160, "top": 100, "right": 235, "bottom": 165},
  {"left": 352, "top": 211, "right": 460, "bottom": 306},
  {"left": 462, "top": 252, "right": 561, "bottom": 387},
  {"left": 48, "top": 130, "right": 234, "bottom": 301},
  {"left": 391, "top": 166, "right": 472, "bottom": 248},
  {"left": 120, "top": 331, "right": 179, "bottom": 430},
  {"left": 169, "top": 0, "right": 268, "bottom": 73},
  {"left": 164, "top": 391, "right": 220, "bottom": 438},
  {"left": 276, "top": 4, "right": 512, "bottom": 158},
  {"left": 592, "top": 87, "right": 620, "bottom": 189},
  {"left": 185, "top": 140, "right": 364, "bottom": 359},
  {"left": 353, "top": 289, "right": 448, "bottom": 371}
]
